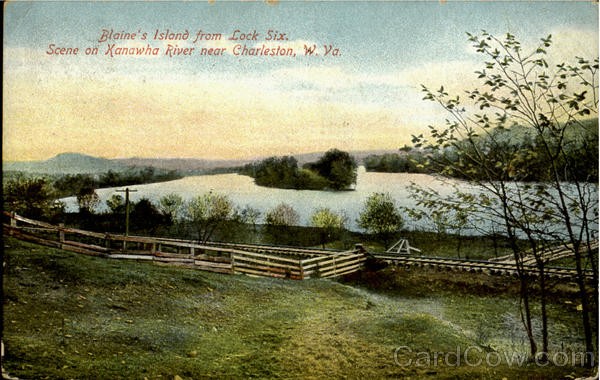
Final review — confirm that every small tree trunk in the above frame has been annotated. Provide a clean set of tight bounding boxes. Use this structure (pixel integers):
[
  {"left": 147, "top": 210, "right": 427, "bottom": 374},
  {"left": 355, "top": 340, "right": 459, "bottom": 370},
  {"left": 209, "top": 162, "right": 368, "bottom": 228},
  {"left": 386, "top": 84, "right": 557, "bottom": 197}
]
[
  {"left": 539, "top": 265, "right": 549, "bottom": 361},
  {"left": 519, "top": 277, "right": 538, "bottom": 360}
]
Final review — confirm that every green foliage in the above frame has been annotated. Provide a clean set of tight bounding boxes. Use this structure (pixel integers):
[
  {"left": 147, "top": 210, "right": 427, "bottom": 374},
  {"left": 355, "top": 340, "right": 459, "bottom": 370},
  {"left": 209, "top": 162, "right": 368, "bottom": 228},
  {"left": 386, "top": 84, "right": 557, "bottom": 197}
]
[
  {"left": 310, "top": 208, "right": 346, "bottom": 230},
  {"left": 236, "top": 205, "right": 262, "bottom": 227},
  {"left": 241, "top": 149, "right": 357, "bottom": 190},
  {"left": 304, "top": 149, "right": 358, "bottom": 190},
  {"left": 158, "top": 193, "right": 184, "bottom": 222},
  {"left": 106, "top": 194, "right": 125, "bottom": 214},
  {"left": 3, "top": 175, "right": 63, "bottom": 220},
  {"left": 53, "top": 173, "right": 96, "bottom": 198},
  {"left": 130, "top": 198, "right": 168, "bottom": 231},
  {"left": 415, "top": 31, "right": 598, "bottom": 183},
  {"left": 427, "top": 121, "right": 598, "bottom": 182},
  {"left": 52, "top": 167, "right": 182, "bottom": 198},
  {"left": 295, "top": 168, "right": 330, "bottom": 189},
  {"left": 357, "top": 192, "right": 404, "bottom": 248},
  {"left": 76, "top": 186, "right": 100, "bottom": 214},
  {"left": 184, "top": 192, "right": 236, "bottom": 243},
  {"left": 413, "top": 30, "right": 599, "bottom": 364},
  {"left": 364, "top": 152, "right": 430, "bottom": 174},
  {"left": 310, "top": 208, "right": 347, "bottom": 247},
  {"left": 241, "top": 156, "right": 303, "bottom": 189}
]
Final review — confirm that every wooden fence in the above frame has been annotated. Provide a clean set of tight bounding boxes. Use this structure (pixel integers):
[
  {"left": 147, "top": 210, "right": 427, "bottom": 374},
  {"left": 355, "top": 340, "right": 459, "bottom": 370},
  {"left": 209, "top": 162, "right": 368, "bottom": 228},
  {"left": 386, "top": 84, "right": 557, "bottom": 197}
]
[{"left": 3, "top": 212, "right": 367, "bottom": 280}]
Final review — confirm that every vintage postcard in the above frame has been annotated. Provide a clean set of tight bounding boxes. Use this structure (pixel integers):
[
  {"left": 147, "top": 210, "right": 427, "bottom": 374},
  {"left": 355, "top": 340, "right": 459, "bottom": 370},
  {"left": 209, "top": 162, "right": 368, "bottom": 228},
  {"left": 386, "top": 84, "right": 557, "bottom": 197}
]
[{"left": 3, "top": 1, "right": 599, "bottom": 378}]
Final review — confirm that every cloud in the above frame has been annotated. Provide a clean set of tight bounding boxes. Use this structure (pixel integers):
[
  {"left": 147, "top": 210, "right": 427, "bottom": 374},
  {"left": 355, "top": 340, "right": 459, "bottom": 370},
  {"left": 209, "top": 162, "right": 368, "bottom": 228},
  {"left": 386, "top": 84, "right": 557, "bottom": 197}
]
[
  {"left": 547, "top": 27, "right": 598, "bottom": 65},
  {"left": 3, "top": 73, "right": 424, "bottom": 161}
]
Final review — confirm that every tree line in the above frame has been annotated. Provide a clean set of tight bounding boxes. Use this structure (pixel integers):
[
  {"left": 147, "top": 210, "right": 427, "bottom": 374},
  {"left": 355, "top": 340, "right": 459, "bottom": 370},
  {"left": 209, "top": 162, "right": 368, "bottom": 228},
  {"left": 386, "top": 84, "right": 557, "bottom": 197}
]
[
  {"left": 2, "top": 167, "right": 181, "bottom": 221},
  {"left": 365, "top": 121, "right": 597, "bottom": 182},
  {"left": 52, "top": 167, "right": 182, "bottom": 198},
  {"left": 364, "top": 149, "right": 431, "bottom": 175}
]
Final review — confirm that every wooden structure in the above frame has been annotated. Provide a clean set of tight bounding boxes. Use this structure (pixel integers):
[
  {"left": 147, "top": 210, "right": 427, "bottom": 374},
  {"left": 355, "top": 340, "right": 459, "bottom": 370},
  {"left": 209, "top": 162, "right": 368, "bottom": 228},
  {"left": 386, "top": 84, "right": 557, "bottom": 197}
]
[
  {"left": 386, "top": 238, "right": 421, "bottom": 255},
  {"left": 3, "top": 212, "right": 367, "bottom": 280}
]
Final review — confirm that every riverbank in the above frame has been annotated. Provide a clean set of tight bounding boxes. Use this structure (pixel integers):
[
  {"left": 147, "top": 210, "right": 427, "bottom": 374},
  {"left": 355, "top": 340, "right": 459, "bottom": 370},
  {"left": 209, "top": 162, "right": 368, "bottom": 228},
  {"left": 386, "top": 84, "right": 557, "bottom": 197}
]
[{"left": 3, "top": 237, "right": 593, "bottom": 379}]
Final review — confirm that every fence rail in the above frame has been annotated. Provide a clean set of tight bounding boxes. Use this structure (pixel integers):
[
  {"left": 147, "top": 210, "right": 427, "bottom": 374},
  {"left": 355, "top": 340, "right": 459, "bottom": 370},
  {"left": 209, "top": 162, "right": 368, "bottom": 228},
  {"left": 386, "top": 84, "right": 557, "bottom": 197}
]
[
  {"left": 5, "top": 212, "right": 589, "bottom": 281},
  {"left": 373, "top": 253, "right": 595, "bottom": 280},
  {"left": 3, "top": 212, "right": 366, "bottom": 280}
]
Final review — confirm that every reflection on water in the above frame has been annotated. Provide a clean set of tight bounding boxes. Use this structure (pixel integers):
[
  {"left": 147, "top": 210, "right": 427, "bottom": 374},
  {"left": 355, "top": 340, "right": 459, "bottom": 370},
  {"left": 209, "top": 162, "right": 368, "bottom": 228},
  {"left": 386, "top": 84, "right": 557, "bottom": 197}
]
[{"left": 61, "top": 167, "right": 597, "bottom": 235}]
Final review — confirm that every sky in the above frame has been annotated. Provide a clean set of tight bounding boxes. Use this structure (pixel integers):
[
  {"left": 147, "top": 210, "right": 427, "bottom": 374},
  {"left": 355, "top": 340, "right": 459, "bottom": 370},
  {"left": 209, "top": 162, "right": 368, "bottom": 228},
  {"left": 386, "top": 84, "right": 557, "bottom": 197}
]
[{"left": 3, "top": 1, "right": 598, "bottom": 161}]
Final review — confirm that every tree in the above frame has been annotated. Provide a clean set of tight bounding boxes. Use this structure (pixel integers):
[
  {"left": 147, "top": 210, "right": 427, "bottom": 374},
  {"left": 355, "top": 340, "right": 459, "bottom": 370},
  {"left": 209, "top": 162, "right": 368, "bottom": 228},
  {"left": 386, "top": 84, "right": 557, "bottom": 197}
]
[
  {"left": 130, "top": 198, "right": 166, "bottom": 232},
  {"left": 264, "top": 203, "right": 301, "bottom": 245},
  {"left": 406, "top": 204, "right": 469, "bottom": 258},
  {"left": 305, "top": 149, "right": 357, "bottom": 190},
  {"left": 53, "top": 173, "right": 96, "bottom": 197},
  {"left": 3, "top": 175, "right": 62, "bottom": 220},
  {"left": 357, "top": 192, "right": 404, "bottom": 249},
  {"left": 310, "top": 208, "right": 347, "bottom": 248},
  {"left": 241, "top": 150, "right": 357, "bottom": 191},
  {"left": 265, "top": 203, "right": 300, "bottom": 226},
  {"left": 364, "top": 152, "right": 429, "bottom": 174},
  {"left": 246, "top": 156, "right": 301, "bottom": 189},
  {"left": 106, "top": 194, "right": 125, "bottom": 214},
  {"left": 413, "top": 31, "right": 598, "bottom": 364},
  {"left": 237, "top": 205, "right": 261, "bottom": 230},
  {"left": 184, "top": 192, "right": 235, "bottom": 244},
  {"left": 158, "top": 193, "right": 184, "bottom": 222},
  {"left": 76, "top": 186, "right": 100, "bottom": 215}
]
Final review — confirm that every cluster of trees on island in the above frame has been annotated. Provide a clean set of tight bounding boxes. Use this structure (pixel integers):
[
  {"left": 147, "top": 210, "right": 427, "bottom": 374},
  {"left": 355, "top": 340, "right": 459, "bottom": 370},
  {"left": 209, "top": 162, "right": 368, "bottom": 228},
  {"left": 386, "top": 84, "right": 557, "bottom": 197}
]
[{"left": 239, "top": 149, "right": 358, "bottom": 190}]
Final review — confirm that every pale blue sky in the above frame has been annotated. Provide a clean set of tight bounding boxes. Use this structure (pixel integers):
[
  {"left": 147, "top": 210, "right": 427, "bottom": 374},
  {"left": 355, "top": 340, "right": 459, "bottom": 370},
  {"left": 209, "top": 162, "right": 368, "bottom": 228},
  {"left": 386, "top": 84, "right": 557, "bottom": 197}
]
[{"left": 4, "top": 1, "right": 599, "bottom": 160}]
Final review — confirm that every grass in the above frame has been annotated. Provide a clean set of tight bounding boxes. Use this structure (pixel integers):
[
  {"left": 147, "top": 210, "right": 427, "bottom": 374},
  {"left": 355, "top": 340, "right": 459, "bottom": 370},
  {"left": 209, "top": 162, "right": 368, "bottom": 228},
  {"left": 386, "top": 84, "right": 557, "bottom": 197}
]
[{"left": 2, "top": 237, "right": 595, "bottom": 379}]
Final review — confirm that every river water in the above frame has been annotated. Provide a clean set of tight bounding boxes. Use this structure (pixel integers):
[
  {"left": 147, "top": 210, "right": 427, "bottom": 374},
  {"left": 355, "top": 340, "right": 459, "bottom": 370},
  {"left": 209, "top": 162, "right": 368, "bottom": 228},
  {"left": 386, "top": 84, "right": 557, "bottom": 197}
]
[
  {"left": 61, "top": 167, "right": 598, "bottom": 235},
  {"left": 62, "top": 167, "right": 458, "bottom": 230}
]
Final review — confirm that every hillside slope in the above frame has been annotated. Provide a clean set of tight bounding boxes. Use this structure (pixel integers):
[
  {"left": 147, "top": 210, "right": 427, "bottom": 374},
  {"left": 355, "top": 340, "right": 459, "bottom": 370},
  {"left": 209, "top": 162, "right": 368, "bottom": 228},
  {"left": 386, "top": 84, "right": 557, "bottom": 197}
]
[{"left": 2, "top": 238, "right": 591, "bottom": 379}]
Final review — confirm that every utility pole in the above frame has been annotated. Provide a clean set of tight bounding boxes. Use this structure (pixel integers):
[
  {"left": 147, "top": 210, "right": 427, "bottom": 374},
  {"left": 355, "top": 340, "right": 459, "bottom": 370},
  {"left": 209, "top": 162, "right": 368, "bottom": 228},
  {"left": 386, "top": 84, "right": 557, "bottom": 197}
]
[{"left": 116, "top": 188, "right": 138, "bottom": 236}]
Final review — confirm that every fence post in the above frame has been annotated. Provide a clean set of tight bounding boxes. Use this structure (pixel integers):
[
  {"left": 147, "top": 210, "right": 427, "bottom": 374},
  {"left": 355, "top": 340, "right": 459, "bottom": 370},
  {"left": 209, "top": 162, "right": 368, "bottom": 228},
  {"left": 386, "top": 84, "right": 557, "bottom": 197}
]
[
  {"left": 9, "top": 212, "right": 17, "bottom": 236},
  {"left": 58, "top": 223, "right": 65, "bottom": 244}
]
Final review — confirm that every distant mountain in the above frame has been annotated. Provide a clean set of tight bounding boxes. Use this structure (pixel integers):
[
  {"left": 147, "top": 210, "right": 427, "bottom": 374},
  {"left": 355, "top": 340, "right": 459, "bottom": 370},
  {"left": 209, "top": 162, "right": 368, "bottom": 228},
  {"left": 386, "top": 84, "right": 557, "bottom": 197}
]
[
  {"left": 3, "top": 153, "right": 126, "bottom": 174},
  {"left": 3, "top": 149, "right": 403, "bottom": 175}
]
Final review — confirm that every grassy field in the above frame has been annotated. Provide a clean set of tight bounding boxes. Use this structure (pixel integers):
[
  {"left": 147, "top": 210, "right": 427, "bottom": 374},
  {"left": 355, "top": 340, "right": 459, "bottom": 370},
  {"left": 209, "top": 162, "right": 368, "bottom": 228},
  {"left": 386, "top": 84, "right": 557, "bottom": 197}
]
[{"left": 2, "top": 237, "right": 595, "bottom": 379}]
